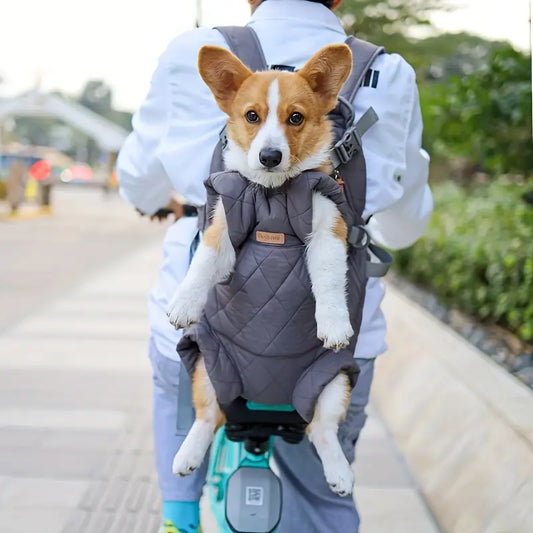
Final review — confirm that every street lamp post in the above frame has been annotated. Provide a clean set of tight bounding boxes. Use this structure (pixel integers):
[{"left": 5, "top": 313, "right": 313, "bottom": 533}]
[{"left": 196, "top": 0, "right": 203, "bottom": 27}]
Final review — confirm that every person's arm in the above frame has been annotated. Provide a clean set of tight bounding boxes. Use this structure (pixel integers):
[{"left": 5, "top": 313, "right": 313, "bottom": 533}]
[
  {"left": 367, "top": 78, "right": 433, "bottom": 250},
  {"left": 117, "top": 56, "right": 174, "bottom": 216},
  {"left": 117, "top": 29, "right": 228, "bottom": 215}
]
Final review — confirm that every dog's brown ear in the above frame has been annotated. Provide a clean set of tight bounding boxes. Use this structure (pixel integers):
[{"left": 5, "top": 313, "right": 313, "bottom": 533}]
[
  {"left": 198, "top": 46, "right": 253, "bottom": 115},
  {"left": 297, "top": 44, "right": 352, "bottom": 113}
]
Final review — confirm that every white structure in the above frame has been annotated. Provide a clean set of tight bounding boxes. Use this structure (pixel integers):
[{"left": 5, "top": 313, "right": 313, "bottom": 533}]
[{"left": 0, "top": 91, "right": 128, "bottom": 152}]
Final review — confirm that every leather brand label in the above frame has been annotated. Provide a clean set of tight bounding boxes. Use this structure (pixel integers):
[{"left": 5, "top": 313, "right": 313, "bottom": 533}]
[{"left": 256, "top": 231, "right": 285, "bottom": 245}]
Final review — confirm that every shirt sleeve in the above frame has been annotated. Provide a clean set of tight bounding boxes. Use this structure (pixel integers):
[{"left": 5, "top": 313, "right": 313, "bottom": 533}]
[
  {"left": 117, "top": 55, "right": 174, "bottom": 216},
  {"left": 117, "top": 28, "right": 228, "bottom": 214},
  {"left": 366, "top": 71, "right": 433, "bottom": 250}
]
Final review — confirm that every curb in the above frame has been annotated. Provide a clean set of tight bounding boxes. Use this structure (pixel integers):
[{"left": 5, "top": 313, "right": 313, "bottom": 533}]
[{"left": 372, "top": 283, "right": 533, "bottom": 533}]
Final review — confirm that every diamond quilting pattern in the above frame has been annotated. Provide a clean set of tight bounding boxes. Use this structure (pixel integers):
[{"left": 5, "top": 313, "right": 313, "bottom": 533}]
[{"left": 177, "top": 171, "right": 360, "bottom": 421}]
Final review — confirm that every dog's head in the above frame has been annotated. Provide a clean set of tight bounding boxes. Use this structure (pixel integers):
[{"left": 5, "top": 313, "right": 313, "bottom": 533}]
[{"left": 199, "top": 44, "right": 352, "bottom": 188}]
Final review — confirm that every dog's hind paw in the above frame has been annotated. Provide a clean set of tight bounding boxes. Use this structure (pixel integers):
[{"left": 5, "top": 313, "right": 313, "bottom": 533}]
[
  {"left": 172, "top": 448, "right": 204, "bottom": 477},
  {"left": 324, "top": 463, "right": 354, "bottom": 497},
  {"left": 172, "top": 420, "right": 214, "bottom": 477}
]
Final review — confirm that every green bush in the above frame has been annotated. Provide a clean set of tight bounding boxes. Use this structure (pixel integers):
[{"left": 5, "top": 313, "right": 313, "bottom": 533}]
[
  {"left": 420, "top": 46, "right": 532, "bottom": 178},
  {"left": 395, "top": 179, "right": 533, "bottom": 341}
]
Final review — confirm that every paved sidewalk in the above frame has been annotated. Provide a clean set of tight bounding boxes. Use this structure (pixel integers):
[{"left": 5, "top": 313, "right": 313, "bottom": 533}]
[{"left": 0, "top": 240, "right": 439, "bottom": 533}]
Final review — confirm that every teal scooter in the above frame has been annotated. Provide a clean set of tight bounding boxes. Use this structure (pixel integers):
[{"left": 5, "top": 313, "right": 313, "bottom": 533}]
[{"left": 206, "top": 398, "right": 307, "bottom": 533}]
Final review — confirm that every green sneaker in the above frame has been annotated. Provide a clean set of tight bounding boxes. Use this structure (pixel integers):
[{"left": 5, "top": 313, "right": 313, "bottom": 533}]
[{"left": 161, "top": 520, "right": 201, "bottom": 533}]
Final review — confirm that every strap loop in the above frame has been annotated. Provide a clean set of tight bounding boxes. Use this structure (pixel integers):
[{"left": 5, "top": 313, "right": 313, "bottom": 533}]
[
  {"left": 348, "top": 226, "right": 393, "bottom": 278},
  {"left": 348, "top": 225, "right": 370, "bottom": 249},
  {"left": 366, "top": 243, "right": 393, "bottom": 278}
]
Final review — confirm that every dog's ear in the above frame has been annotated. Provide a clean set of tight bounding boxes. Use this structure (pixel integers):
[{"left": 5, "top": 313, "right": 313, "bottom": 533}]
[
  {"left": 198, "top": 46, "right": 253, "bottom": 115},
  {"left": 297, "top": 44, "right": 352, "bottom": 113}
]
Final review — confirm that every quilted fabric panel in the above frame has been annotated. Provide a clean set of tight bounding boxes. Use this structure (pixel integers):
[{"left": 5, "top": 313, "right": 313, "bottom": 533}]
[{"left": 178, "top": 170, "right": 368, "bottom": 420}]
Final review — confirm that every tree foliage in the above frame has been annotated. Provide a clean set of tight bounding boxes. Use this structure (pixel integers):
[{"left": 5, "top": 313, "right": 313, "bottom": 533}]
[
  {"left": 415, "top": 32, "right": 507, "bottom": 81},
  {"left": 78, "top": 79, "right": 132, "bottom": 130},
  {"left": 337, "top": 0, "right": 451, "bottom": 69},
  {"left": 79, "top": 80, "right": 113, "bottom": 116},
  {"left": 337, "top": 1, "right": 507, "bottom": 81},
  {"left": 337, "top": 0, "right": 449, "bottom": 41},
  {"left": 421, "top": 46, "right": 532, "bottom": 177}
]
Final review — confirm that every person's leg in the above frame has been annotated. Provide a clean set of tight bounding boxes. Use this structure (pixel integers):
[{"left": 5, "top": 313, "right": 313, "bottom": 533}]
[
  {"left": 149, "top": 339, "right": 208, "bottom": 532},
  {"left": 272, "top": 358, "right": 375, "bottom": 533}
]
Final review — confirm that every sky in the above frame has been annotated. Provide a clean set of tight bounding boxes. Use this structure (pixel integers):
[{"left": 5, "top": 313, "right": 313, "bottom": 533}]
[{"left": 0, "top": 0, "right": 530, "bottom": 111}]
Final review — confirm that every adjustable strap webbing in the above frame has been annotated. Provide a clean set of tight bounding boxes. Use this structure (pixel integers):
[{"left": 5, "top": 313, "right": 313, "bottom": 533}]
[
  {"left": 204, "top": 25, "right": 269, "bottom": 230},
  {"left": 214, "top": 26, "right": 268, "bottom": 72},
  {"left": 330, "top": 37, "right": 383, "bottom": 170},
  {"left": 348, "top": 225, "right": 393, "bottom": 278},
  {"left": 367, "top": 243, "right": 393, "bottom": 278},
  {"left": 340, "top": 37, "right": 385, "bottom": 103}
]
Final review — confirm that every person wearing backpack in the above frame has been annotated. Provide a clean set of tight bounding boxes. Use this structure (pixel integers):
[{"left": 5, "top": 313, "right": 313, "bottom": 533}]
[{"left": 117, "top": 1, "right": 433, "bottom": 532}]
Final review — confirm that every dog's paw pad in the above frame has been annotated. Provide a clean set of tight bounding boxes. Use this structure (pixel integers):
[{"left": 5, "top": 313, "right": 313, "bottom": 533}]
[
  {"left": 325, "top": 465, "right": 354, "bottom": 497},
  {"left": 317, "top": 319, "right": 354, "bottom": 352},
  {"left": 166, "top": 302, "right": 201, "bottom": 330},
  {"left": 172, "top": 450, "right": 203, "bottom": 478}
]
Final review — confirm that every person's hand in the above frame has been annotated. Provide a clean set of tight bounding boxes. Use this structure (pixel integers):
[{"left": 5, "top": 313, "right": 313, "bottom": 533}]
[
  {"left": 136, "top": 195, "right": 185, "bottom": 222},
  {"left": 163, "top": 196, "right": 184, "bottom": 220}
]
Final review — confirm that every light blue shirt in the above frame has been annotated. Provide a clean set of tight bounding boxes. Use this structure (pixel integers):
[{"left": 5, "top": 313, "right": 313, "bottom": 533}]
[{"left": 117, "top": 0, "right": 432, "bottom": 361}]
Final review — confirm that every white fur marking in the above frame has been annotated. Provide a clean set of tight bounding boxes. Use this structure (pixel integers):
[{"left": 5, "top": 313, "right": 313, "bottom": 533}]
[
  {"left": 306, "top": 193, "right": 353, "bottom": 350},
  {"left": 167, "top": 197, "right": 235, "bottom": 328},
  {"left": 308, "top": 373, "right": 354, "bottom": 495},
  {"left": 292, "top": 142, "right": 331, "bottom": 175},
  {"left": 248, "top": 79, "right": 290, "bottom": 172}
]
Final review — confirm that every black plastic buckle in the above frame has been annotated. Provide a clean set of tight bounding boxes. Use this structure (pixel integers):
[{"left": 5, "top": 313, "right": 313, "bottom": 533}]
[
  {"left": 220, "top": 126, "right": 228, "bottom": 150},
  {"left": 333, "top": 128, "right": 361, "bottom": 165}
]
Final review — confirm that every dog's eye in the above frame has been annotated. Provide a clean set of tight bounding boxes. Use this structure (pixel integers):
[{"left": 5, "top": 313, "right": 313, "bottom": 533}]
[
  {"left": 245, "top": 110, "right": 259, "bottom": 123},
  {"left": 288, "top": 112, "right": 304, "bottom": 126}
]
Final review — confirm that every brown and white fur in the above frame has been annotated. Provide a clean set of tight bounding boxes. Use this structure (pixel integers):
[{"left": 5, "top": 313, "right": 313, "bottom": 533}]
[{"left": 167, "top": 44, "right": 355, "bottom": 496}]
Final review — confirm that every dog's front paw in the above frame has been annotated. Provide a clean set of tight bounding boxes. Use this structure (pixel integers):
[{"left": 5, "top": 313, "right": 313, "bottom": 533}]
[
  {"left": 324, "top": 461, "right": 354, "bottom": 497},
  {"left": 316, "top": 311, "right": 354, "bottom": 352},
  {"left": 167, "top": 288, "right": 205, "bottom": 329}
]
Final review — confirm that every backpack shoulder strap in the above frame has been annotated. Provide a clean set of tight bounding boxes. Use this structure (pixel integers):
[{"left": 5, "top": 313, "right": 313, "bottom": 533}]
[
  {"left": 337, "top": 38, "right": 393, "bottom": 278},
  {"left": 330, "top": 37, "right": 384, "bottom": 169},
  {"left": 340, "top": 36, "right": 385, "bottom": 103},
  {"left": 214, "top": 26, "right": 268, "bottom": 72}
]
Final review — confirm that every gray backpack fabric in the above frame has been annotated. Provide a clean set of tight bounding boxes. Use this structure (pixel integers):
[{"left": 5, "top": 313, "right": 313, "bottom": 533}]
[
  {"left": 178, "top": 170, "right": 359, "bottom": 422},
  {"left": 178, "top": 27, "right": 391, "bottom": 423}
]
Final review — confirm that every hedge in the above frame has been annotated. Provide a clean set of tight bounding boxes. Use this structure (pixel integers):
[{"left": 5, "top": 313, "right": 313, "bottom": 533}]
[{"left": 394, "top": 179, "right": 533, "bottom": 342}]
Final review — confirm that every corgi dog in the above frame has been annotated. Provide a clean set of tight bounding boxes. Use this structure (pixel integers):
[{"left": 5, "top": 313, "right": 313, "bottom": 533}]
[{"left": 167, "top": 44, "right": 356, "bottom": 496}]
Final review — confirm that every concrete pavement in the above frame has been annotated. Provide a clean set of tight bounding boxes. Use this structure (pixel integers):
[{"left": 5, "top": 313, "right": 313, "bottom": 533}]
[
  {"left": 0, "top": 190, "right": 438, "bottom": 532},
  {"left": 0, "top": 187, "right": 163, "bottom": 332},
  {"left": 0, "top": 237, "right": 438, "bottom": 532}
]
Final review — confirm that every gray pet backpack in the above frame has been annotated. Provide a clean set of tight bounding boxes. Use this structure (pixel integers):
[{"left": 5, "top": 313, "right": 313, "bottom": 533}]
[{"left": 177, "top": 26, "right": 393, "bottom": 424}]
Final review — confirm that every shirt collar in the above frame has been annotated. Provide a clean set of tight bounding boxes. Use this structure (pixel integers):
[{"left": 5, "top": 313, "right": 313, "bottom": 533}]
[{"left": 249, "top": 0, "right": 346, "bottom": 36}]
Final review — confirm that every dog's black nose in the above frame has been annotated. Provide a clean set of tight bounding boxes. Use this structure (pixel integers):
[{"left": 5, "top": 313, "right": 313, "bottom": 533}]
[{"left": 259, "top": 148, "right": 282, "bottom": 169}]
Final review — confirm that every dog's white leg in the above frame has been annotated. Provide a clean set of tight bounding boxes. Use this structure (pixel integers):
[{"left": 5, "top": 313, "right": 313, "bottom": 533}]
[
  {"left": 307, "top": 373, "right": 354, "bottom": 496},
  {"left": 167, "top": 197, "right": 236, "bottom": 328},
  {"left": 173, "top": 357, "right": 225, "bottom": 476},
  {"left": 306, "top": 192, "right": 353, "bottom": 350}
]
